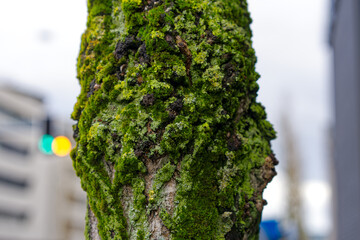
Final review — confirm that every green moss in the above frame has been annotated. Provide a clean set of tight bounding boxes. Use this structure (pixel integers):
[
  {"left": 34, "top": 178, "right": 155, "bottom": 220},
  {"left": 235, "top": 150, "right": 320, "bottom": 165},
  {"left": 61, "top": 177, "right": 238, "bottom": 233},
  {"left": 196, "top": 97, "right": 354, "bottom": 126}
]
[
  {"left": 152, "top": 161, "right": 176, "bottom": 191},
  {"left": 72, "top": 0, "right": 276, "bottom": 239}
]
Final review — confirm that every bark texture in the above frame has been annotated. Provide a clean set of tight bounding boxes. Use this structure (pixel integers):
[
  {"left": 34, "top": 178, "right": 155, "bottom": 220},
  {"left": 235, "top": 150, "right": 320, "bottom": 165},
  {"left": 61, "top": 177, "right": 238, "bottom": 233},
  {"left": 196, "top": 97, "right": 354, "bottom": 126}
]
[{"left": 71, "top": 0, "right": 277, "bottom": 239}]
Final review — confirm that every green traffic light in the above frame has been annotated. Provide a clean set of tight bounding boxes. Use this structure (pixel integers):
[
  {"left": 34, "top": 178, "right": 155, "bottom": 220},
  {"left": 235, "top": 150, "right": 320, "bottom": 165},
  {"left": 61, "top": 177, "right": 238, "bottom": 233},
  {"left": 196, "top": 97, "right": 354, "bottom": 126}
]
[{"left": 39, "top": 134, "right": 54, "bottom": 154}]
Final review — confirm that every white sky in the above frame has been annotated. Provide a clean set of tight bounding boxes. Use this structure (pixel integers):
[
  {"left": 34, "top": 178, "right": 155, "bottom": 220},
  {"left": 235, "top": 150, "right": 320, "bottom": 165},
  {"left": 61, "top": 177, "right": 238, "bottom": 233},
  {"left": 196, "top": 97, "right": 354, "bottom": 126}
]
[
  {"left": 0, "top": 0, "right": 332, "bottom": 237},
  {"left": 249, "top": 0, "right": 332, "bottom": 236},
  {"left": 0, "top": 0, "right": 86, "bottom": 118}
]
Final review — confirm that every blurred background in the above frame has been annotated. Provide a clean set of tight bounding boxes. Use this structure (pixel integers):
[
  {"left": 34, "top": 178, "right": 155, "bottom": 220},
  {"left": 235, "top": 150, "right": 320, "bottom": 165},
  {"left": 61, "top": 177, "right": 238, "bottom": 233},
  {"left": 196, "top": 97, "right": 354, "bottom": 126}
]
[{"left": 0, "top": 0, "right": 356, "bottom": 239}]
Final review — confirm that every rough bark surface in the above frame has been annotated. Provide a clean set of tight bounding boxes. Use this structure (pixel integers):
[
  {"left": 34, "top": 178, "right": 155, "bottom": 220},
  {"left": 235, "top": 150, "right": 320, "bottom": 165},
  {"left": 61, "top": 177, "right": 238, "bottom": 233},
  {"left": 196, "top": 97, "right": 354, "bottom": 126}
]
[
  {"left": 71, "top": 0, "right": 277, "bottom": 239},
  {"left": 87, "top": 203, "right": 102, "bottom": 240}
]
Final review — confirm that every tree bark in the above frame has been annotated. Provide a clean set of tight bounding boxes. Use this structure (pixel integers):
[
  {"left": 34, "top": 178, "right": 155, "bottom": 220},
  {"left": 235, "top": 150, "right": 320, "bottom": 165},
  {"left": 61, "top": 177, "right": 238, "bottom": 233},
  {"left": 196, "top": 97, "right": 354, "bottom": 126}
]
[{"left": 71, "top": 0, "right": 277, "bottom": 239}]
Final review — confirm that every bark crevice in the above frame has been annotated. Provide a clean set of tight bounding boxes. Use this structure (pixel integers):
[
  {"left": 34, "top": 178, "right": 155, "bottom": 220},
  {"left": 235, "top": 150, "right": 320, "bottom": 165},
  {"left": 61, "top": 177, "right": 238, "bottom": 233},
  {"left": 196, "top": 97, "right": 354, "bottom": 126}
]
[{"left": 87, "top": 203, "right": 102, "bottom": 240}]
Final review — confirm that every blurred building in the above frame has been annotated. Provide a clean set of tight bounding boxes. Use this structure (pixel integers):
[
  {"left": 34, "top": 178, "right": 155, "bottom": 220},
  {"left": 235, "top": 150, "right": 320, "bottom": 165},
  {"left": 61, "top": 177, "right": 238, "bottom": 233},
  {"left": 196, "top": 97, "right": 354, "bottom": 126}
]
[
  {"left": 330, "top": 0, "right": 360, "bottom": 239},
  {"left": 0, "top": 84, "right": 86, "bottom": 240}
]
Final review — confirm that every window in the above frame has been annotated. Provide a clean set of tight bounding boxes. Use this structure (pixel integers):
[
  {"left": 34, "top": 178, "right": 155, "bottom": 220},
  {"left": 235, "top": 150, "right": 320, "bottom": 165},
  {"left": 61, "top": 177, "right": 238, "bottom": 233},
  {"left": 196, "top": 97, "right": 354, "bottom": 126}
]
[
  {"left": 0, "top": 141, "right": 29, "bottom": 156},
  {"left": 0, "top": 174, "right": 28, "bottom": 189},
  {"left": 0, "top": 208, "right": 28, "bottom": 222},
  {"left": 0, "top": 107, "right": 32, "bottom": 127}
]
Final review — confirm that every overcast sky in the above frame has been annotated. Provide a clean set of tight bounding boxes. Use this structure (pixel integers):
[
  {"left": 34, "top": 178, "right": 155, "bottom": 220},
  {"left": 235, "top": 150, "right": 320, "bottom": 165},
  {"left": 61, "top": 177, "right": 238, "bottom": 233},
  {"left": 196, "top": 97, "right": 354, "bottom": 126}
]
[
  {"left": 0, "top": 0, "right": 332, "bottom": 237},
  {"left": 249, "top": 0, "right": 332, "bottom": 236}
]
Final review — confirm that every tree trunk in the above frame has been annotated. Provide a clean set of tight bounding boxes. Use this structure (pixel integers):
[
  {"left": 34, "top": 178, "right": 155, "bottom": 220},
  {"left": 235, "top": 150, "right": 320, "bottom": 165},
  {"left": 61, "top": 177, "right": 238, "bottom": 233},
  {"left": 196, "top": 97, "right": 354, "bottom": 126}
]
[{"left": 71, "top": 0, "right": 277, "bottom": 239}]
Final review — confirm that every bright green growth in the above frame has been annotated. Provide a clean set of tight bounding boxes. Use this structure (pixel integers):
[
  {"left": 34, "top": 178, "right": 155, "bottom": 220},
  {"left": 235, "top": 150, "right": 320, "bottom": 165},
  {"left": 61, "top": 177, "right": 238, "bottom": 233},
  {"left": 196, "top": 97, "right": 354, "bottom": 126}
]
[{"left": 72, "top": 0, "right": 276, "bottom": 239}]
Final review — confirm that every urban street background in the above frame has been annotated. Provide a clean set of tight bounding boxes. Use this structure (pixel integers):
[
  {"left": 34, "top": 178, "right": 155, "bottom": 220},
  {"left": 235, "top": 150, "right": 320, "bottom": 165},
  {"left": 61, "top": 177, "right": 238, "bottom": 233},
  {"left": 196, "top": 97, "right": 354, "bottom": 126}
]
[{"left": 0, "top": 0, "right": 333, "bottom": 239}]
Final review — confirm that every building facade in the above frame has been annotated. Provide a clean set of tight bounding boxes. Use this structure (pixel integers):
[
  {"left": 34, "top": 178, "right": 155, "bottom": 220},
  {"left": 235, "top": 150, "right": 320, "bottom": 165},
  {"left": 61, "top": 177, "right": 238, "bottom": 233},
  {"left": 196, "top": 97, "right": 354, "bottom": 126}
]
[
  {"left": 330, "top": 0, "right": 360, "bottom": 239},
  {"left": 0, "top": 84, "right": 86, "bottom": 240}
]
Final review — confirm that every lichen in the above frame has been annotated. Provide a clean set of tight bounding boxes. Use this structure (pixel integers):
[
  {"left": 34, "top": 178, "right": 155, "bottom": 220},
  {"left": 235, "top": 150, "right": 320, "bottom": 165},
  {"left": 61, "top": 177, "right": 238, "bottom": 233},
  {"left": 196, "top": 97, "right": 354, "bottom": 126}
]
[{"left": 72, "top": 0, "right": 277, "bottom": 239}]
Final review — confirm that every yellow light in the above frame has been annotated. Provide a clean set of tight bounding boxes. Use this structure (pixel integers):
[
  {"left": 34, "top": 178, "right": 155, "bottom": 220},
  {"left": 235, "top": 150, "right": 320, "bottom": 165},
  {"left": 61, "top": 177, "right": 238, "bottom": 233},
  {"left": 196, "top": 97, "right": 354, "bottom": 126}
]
[{"left": 52, "top": 136, "right": 72, "bottom": 157}]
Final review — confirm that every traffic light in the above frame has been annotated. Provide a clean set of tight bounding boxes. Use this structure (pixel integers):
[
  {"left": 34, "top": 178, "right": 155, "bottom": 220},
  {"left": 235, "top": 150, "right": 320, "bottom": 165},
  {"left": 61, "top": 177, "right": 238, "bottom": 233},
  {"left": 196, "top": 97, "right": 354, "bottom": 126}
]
[
  {"left": 39, "top": 134, "right": 54, "bottom": 155},
  {"left": 38, "top": 116, "right": 72, "bottom": 157},
  {"left": 52, "top": 136, "right": 71, "bottom": 157}
]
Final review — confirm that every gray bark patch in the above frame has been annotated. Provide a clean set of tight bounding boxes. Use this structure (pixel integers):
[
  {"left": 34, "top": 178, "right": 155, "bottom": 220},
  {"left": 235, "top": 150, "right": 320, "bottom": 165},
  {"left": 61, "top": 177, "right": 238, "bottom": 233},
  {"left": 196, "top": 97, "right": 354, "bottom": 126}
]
[
  {"left": 121, "top": 185, "right": 133, "bottom": 236},
  {"left": 88, "top": 204, "right": 101, "bottom": 240},
  {"left": 102, "top": 157, "right": 115, "bottom": 183}
]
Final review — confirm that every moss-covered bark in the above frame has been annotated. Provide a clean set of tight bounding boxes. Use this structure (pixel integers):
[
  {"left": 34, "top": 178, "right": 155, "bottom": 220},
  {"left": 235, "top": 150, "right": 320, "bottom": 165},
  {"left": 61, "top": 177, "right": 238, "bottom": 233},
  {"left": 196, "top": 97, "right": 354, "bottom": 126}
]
[{"left": 71, "top": 0, "right": 277, "bottom": 239}]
